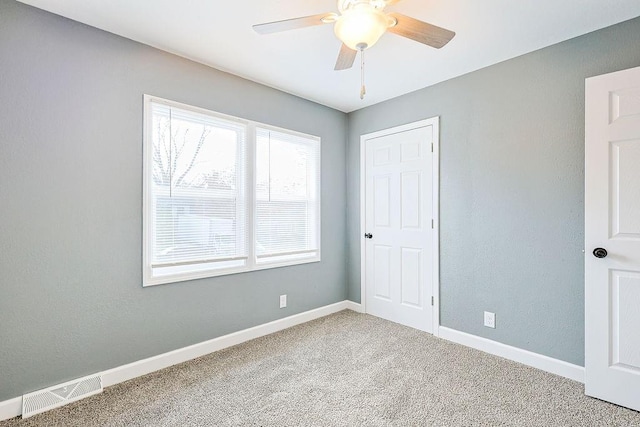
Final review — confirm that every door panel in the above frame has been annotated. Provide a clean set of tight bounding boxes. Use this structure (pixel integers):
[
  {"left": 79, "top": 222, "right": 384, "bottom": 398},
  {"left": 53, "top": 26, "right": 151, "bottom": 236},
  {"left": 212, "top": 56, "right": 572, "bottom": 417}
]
[
  {"left": 610, "top": 270, "right": 640, "bottom": 370},
  {"left": 401, "top": 172, "right": 422, "bottom": 229},
  {"left": 611, "top": 140, "right": 640, "bottom": 237},
  {"left": 374, "top": 145, "right": 392, "bottom": 166},
  {"left": 611, "top": 88, "right": 640, "bottom": 122},
  {"left": 401, "top": 140, "right": 422, "bottom": 162},
  {"left": 401, "top": 247, "right": 422, "bottom": 307},
  {"left": 374, "top": 245, "right": 392, "bottom": 300},
  {"left": 585, "top": 65, "right": 640, "bottom": 411},
  {"left": 374, "top": 176, "right": 391, "bottom": 227},
  {"left": 364, "top": 122, "right": 435, "bottom": 332}
]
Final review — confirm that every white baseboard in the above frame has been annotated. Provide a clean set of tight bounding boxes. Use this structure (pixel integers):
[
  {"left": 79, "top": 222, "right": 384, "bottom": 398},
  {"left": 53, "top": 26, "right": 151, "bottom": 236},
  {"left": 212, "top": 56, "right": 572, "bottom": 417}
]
[
  {"left": 438, "top": 326, "right": 585, "bottom": 383},
  {"left": 345, "top": 300, "right": 364, "bottom": 313},
  {"left": 0, "top": 300, "right": 354, "bottom": 421},
  {"left": 0, "top": 397, "right": 22, "bottom": 423}
]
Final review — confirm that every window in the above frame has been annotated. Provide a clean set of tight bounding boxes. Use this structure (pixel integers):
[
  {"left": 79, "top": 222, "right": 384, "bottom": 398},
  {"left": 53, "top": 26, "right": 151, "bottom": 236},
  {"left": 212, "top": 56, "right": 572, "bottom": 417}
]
[
  {"left": 143, "top": 96, "right": 320, "bottom": 286},
  {"left": 256, "top": 129, "right": 320, "bottom": 264}
]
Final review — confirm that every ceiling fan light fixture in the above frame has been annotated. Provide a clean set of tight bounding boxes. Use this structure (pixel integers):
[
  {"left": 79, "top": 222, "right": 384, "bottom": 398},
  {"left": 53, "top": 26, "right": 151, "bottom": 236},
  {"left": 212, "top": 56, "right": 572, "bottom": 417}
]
[{"left": 334, "top": 4, "right": 390, "bottom": 51}]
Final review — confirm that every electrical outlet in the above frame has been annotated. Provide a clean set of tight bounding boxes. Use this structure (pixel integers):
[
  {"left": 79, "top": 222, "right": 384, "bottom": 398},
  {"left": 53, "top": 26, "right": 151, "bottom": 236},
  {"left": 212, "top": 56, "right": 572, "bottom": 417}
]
[
  {"left": 484, "top": 311, "right": 496, "bottom": 328},
  {"left": 279, "top": 294, "right": 287, "bottom": 309}
]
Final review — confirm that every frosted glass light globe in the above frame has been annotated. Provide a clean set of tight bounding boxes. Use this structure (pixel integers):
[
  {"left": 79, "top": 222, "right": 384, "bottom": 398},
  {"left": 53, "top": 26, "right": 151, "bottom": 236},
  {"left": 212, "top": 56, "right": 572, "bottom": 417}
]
[{"left": 334, "top": 4, "right": 389, "bottom": 51}]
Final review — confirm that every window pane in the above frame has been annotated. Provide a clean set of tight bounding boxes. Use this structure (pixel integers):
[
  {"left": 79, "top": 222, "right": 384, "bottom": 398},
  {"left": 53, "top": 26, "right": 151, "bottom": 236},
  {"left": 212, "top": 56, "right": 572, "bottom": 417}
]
[
  {"left": 256, "top": 128, "right": 320, "bottom": 260},
  {"left": 150, "top": 102, "right": 246, "bottom": 266}
]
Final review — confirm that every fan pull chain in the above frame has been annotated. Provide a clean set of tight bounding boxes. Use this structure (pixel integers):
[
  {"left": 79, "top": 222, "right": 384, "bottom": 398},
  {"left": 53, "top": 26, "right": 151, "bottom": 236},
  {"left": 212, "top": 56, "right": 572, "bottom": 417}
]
[{"left": 360, "top": 49, "right": 366, "bottom": 100}]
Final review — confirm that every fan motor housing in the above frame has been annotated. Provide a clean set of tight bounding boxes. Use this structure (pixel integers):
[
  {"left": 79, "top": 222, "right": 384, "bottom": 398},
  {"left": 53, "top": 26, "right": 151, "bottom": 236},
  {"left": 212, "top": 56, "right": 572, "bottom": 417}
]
[{"left": 338, "top": 0, "right": 387, "bottom": 13}]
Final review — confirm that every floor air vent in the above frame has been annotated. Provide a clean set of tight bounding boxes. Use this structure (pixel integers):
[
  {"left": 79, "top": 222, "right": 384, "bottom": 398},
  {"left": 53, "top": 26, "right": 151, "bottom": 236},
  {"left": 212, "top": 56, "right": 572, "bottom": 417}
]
[{"left": 22, "top": 374, "right": 103, "bottom": 418}]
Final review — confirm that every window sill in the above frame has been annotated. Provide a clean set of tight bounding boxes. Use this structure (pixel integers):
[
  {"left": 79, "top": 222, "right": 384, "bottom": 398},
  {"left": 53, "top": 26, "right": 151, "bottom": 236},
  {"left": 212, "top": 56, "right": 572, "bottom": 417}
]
[{"left": 142, "top": 255, "right": 321, "bottom": 287}]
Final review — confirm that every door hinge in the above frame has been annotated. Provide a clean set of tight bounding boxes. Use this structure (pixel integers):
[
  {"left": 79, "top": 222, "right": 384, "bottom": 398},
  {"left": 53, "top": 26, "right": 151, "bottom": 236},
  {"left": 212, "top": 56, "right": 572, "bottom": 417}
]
[
  {"left": 431, "top": 219, "right": 434, "bottom": 229},
  {"left": 431, "top": 143, "right": 434, "bottom": 152},
  {"left": 431, "top": 296, "right": 434, "bottom": 306}
]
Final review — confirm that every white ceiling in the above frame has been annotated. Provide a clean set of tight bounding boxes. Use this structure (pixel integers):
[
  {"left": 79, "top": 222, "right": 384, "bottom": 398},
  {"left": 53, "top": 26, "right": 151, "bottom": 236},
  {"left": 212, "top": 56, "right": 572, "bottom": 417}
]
[{"left": 18, "top": 0, "right": 640, "bottom": 112}]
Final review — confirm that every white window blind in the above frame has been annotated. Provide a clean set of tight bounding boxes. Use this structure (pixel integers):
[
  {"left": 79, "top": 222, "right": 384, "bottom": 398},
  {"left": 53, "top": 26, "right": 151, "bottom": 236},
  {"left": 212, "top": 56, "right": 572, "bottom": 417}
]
[
  {"left": 149, "top": 101, "right": 247, "bottom": 271},
  {"left": 256, "top": 128, "right": 320, "bottom": 263}
]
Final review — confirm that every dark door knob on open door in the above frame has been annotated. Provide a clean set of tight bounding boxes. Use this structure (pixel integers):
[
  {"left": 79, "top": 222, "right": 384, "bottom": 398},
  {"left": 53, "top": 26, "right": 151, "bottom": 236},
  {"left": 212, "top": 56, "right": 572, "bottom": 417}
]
[
  {"left": 364, "top": 233, "right": 373, "bottom": 239},
  {"left": 593, "top": 248, "right": 608, "bottom": 258}
]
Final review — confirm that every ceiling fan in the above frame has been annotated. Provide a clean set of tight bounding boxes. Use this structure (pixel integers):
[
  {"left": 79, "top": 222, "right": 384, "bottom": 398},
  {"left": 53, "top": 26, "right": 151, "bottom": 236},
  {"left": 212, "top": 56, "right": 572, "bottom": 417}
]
[{"left": 253, "top": 0, "right": 456, "bottom": 72}]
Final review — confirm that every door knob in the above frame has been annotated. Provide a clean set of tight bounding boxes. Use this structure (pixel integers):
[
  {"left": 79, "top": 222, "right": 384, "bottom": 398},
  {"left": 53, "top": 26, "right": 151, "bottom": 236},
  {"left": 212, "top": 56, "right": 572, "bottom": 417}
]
[
  {"left": 593, "top": 248, "right": 608, "bottom": 258},
  {"left": 364, "top": 233, "right": 373, "bottom": 239}
]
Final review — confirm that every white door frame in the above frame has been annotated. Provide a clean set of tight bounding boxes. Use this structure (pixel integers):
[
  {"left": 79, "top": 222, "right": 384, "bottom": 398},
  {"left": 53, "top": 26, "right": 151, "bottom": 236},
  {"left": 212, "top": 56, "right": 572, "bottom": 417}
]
[{"left": 359, "top": 117, "right": 440, "bottom": 336}]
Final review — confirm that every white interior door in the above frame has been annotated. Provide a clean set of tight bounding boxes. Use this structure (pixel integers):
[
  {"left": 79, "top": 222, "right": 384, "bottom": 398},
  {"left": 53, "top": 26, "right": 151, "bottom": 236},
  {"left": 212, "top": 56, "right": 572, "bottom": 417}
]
[
  {"left": 585, "top": 65, "right": 640, "bottom": 411},
  {"left": 362, "top": 119, "right": 438, "bottom": 333}
]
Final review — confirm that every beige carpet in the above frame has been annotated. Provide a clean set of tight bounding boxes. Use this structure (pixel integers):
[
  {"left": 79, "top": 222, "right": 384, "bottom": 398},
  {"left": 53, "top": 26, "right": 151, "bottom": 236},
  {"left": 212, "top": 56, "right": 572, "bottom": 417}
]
[{"left": 2, "top": 310, "right": 639, "bottom": 426}]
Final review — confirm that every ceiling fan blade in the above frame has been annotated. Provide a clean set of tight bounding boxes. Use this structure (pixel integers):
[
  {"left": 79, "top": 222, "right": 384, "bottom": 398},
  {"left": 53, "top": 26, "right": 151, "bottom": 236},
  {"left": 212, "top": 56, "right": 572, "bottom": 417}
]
[
  {"left": 253, "top": 13, "right": 336, "bottom": 35},
  {"left": 335, "top": 44, "right": 358, "bottom": 71},
  {"left": 387, "top": 13, "right": 455, "bottom": 49}
]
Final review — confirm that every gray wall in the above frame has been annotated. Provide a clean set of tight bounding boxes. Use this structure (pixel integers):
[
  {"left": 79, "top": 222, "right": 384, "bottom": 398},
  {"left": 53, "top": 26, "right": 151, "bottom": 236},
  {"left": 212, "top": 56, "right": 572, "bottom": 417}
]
[
  {"left": 0, "top": 0, "right": 347, "bottom": 401},
  {"left": 2, "top": 0, "right": 640, "bottom": 403},
  {"left": 347, "top": 16, "right": 640, "bottom": 366}
]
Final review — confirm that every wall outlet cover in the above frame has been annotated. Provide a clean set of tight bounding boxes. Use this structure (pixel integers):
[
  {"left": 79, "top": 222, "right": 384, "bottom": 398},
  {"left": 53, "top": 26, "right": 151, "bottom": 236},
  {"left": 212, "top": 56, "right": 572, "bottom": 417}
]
[
  {"left": 280, "top": 295, "right": 287, "bottom": 309},
  {"left": 484, "top": 311, "right": 496, "bottom": 328}
]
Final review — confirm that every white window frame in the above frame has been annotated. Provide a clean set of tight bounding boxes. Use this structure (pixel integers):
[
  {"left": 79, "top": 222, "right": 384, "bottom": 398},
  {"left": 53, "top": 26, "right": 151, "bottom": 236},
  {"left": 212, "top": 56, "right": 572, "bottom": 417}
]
[{"left": 143, "top": 95, "right": 321, "bottom": 287}]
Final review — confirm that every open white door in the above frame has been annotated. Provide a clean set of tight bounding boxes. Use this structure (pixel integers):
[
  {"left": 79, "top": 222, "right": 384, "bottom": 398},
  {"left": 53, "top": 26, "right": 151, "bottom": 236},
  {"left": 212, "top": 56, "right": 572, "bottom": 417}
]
[
  {"left": 585, "top": 65, "right": 640, "bottom": 411},
  {"left": 361, "top": 118, "right": 439, "bottom": 333}
]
